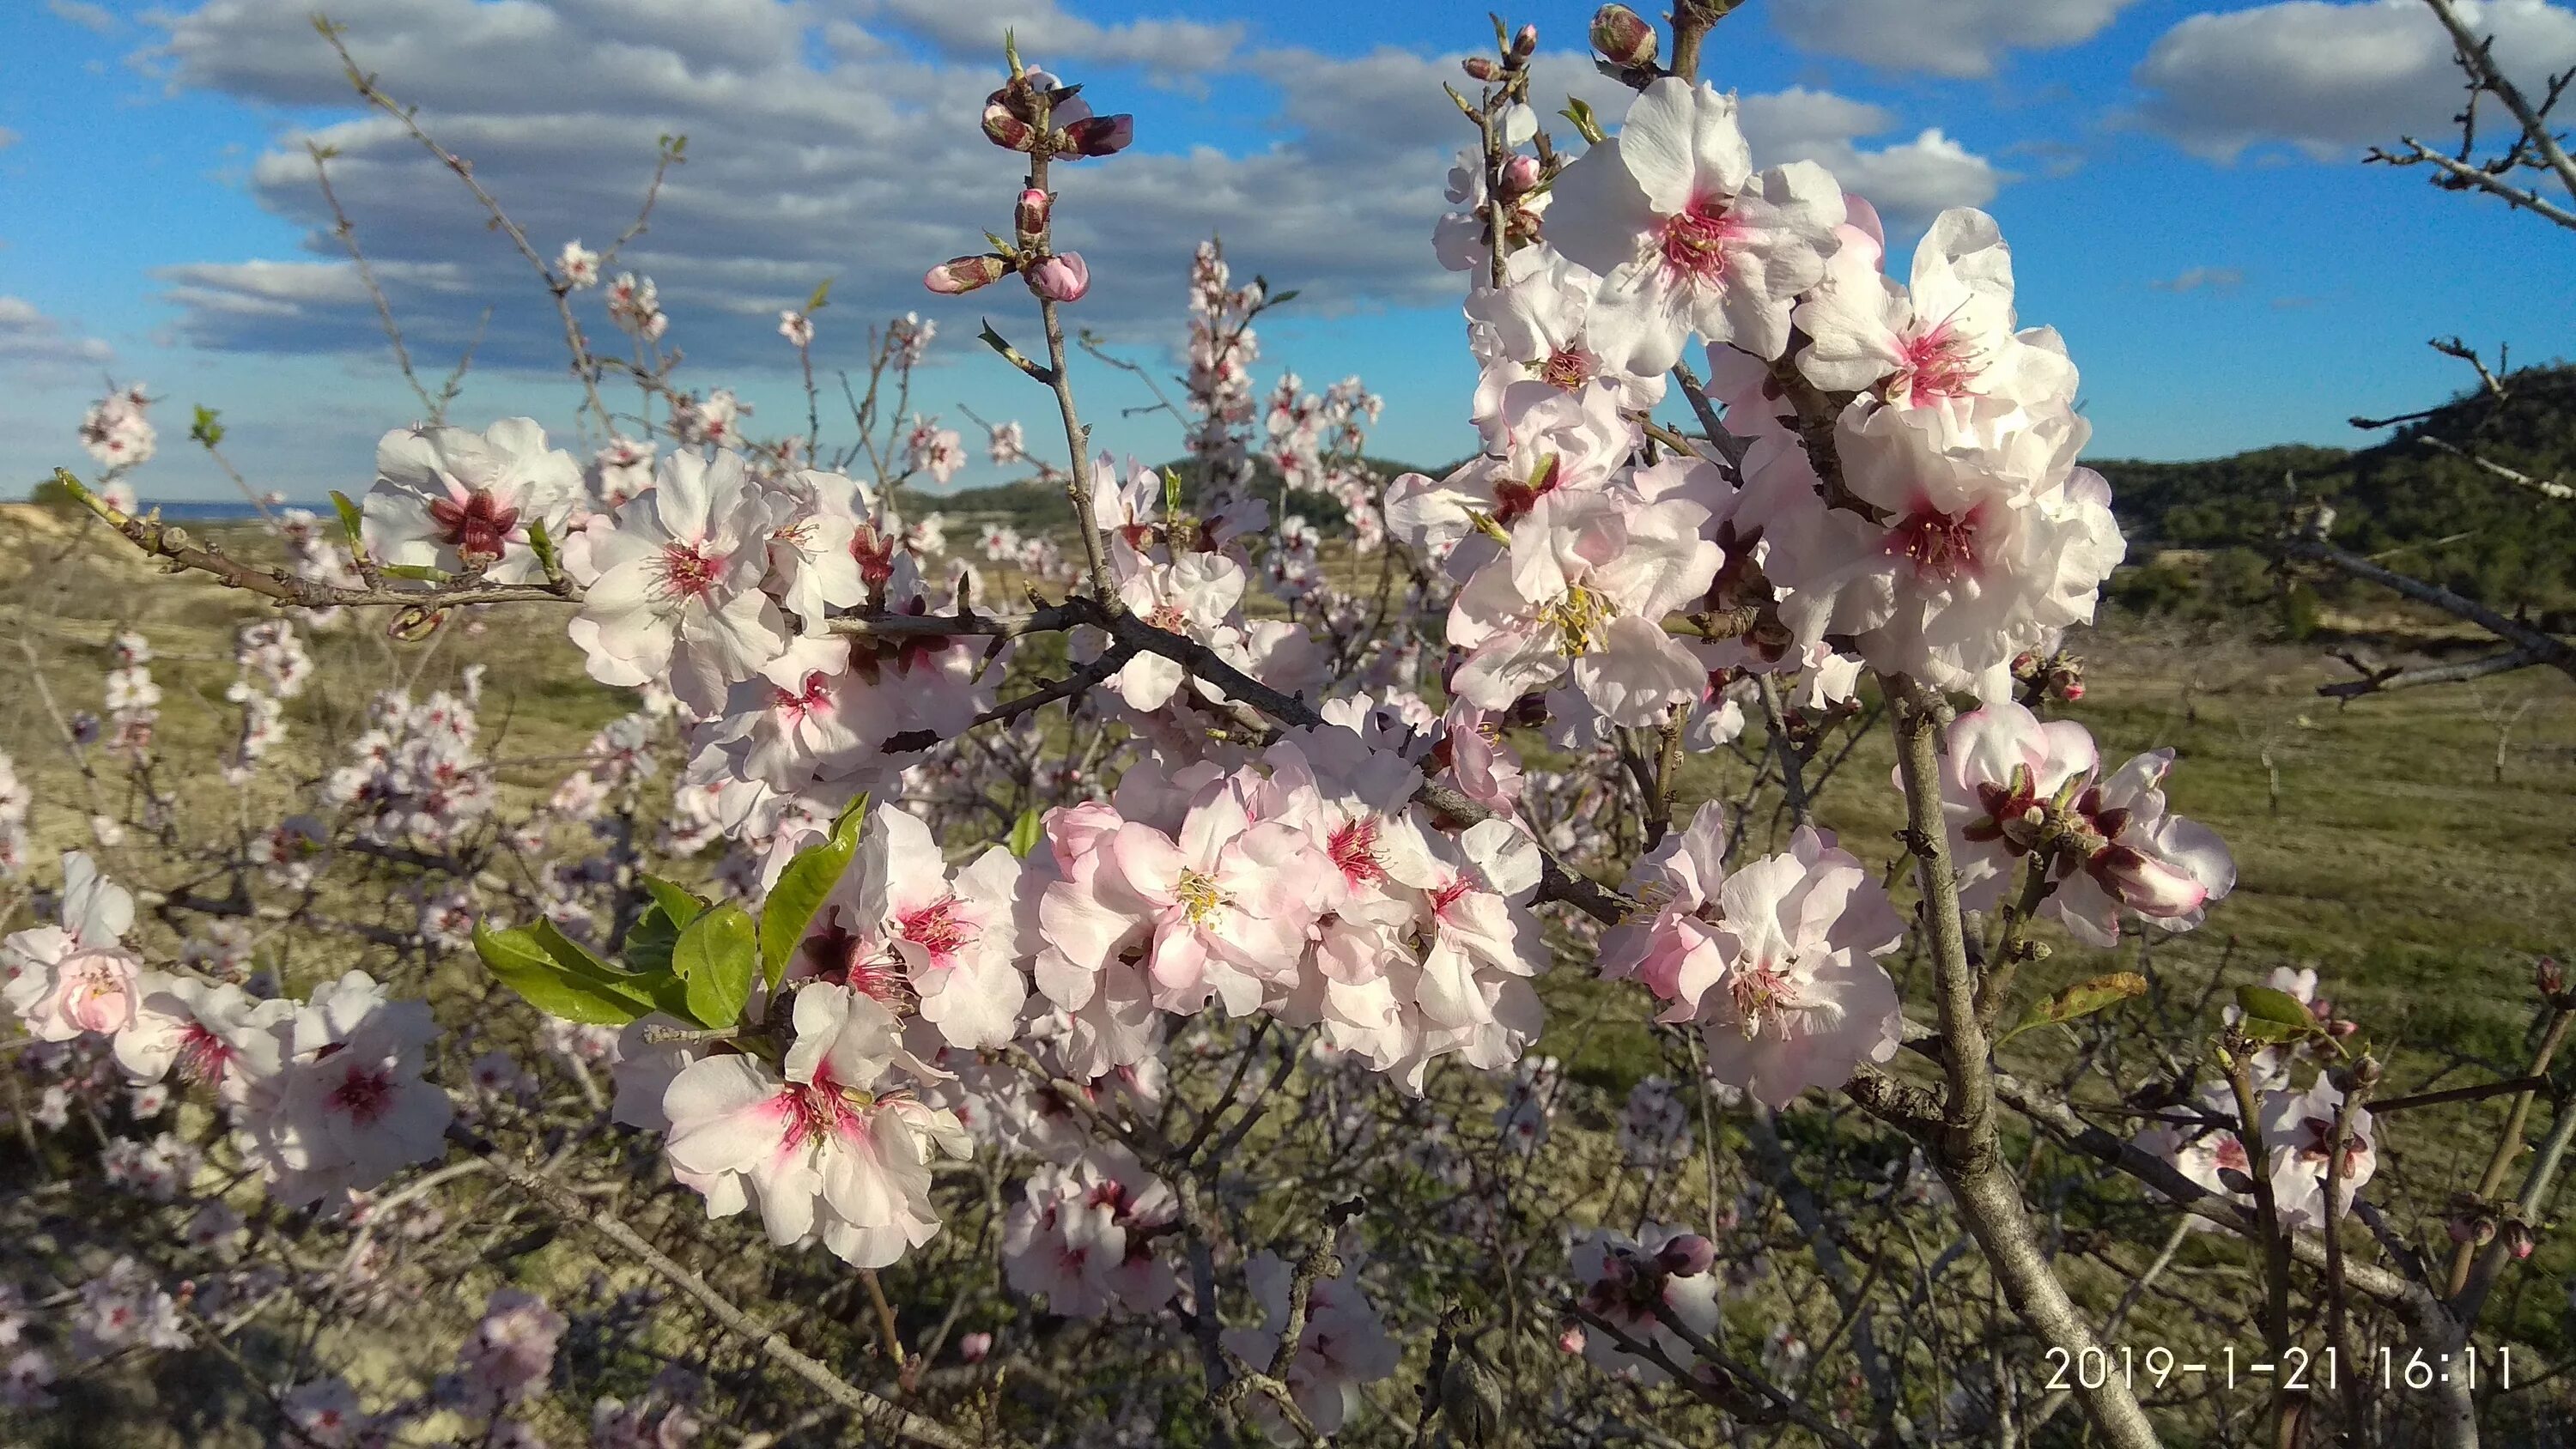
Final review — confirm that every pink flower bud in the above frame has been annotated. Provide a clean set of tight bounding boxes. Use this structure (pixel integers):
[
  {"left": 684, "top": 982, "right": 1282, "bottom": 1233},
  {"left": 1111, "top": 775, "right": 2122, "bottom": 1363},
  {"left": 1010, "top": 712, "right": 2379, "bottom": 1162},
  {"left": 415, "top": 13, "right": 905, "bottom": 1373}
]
[
  {"left": 1028, "top": 252, "right": 1091, "bottom": 304},
  {"left": 1462, "top": 56, "right": 1503, "bottom": 82},
  {"left": 981, "top": 104, "right": 1037, "bottom": 152},
  {"left": 1590, "top": 5, "right": 1659, "bottom": 68},
  {"left": 1656, "top": 1234, "right": 1716, "bottom": 1278},
  {"left": 2507, "top": 1220, "right": 2537, "bottom": 1260},
  {"left": 1061, "top": 114, "right": 1133, "bottom": 158},
  {"left": 1511, "top": 23, "right": 1539, "bottom": 60},
  {"left": 1557, "top": 1325, "right": 1586, "bottom": 1355},
  {"left": 2089, "top": 843, "right": 2208, "bottom": 919},
  {"left": 926, "top": 255, "right": 1008, "bottom": 295},
  {"left": 958, "top": 1331, "right": 993, "bottom": 1364},
  {"left": 1015, "top": 188, "right": 1053, "bottom": 243},
  {"left": 2540, "top": 956, "right": 2565, "bottom": 997},
  {"left": 1497, "top": 155, "right": 1542, "bottom": 200}
]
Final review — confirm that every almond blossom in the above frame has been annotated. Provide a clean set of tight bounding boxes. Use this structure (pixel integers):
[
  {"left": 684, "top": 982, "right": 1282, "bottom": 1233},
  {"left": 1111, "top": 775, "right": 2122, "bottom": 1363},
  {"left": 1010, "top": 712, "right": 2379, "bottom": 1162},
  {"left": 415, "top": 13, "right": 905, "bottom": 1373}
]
[
  {"left": 1546, "top": 77, "right": 1845, "bottom": 372},
  {"left": 1569, "top": 1224, "right": 1723, "bottom": 1382},
  {"left": 361, "top": 418, "right": 585, "bottom": 585},
  {"left": 4, "top": 852, "right": 142, "bottom": 1042},
  {"left": 245, "top": 970, "right": 453, "bottom": 1210},
  {"left": 1447, "top": 489, "right": 1720, "bottom": 725},
  {"left": 659, "top": 985, "right": 969, "bottom": 1268},
  {"left": 1601, "top": 805, "right": 1906, "bottom": 1106},
  {"left": 1935, "top": 700, "right": 2234, "bottom": 946},
  {"left": 799, "top": 805, "right": 1029, "bottom": 1049},
  {"left": 1793, "top": 206, "right": 2077, "bottom": 410},
  {"left": 569, "top": 449, "right": 788, "bottom": 714}
]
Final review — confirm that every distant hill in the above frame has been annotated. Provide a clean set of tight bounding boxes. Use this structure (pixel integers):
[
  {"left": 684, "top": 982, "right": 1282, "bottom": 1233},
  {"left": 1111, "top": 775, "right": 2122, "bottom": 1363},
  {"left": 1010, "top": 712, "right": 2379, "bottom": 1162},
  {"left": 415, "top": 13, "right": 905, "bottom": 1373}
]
[
  {"left": 2094, "top": 362, "right": 2576, "bottom": 612},
  {"left": 908, "top": 454, "right": 1437, "bottom": 536}
]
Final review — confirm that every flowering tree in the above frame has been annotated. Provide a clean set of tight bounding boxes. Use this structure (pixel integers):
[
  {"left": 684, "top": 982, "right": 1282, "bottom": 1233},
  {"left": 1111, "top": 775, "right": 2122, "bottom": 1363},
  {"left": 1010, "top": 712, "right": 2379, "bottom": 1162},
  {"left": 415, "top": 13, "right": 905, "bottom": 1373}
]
[{"left": 8, "top": 3, "right": 2574, "bottom": 1447}]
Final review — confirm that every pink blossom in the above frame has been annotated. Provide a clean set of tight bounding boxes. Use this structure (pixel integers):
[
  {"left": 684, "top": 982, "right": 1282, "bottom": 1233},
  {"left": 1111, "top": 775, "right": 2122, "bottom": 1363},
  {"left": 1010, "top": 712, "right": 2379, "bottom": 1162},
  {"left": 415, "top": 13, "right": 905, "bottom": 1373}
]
[
  {"left": 1220, "top": 1249, "right": 1400, "bottom": 1438},
  {"left": 1794, "top": 206, "right": 2076, "bottom": 409},
  {"left": 2262, "top": 1076, "right": 2377, "bottom": 1230},
  {"left": 570, "top": 449, "right": 789, "bottom": 714},
  {"left": 1028, "top": 252, "right": 1091, "bottom": 303},
  {"left": 659, "top": 985, "right": 969, "bottom": 1268},
  {"left": 3, "top": 852, "right": 142, "bottom": 1041},
  {"left": 1546, "top": 78, "right": 1846, "bottom": 371},
  {"left": 1603, "top": 805, "right": 1906, "bottom": 1106},
  {"left": 799, "top": 805, "right": 1029, "bottom": 1049},
  {"left": 1569, "top": 1224, "right": 1723, "bottom": 1382},
  {"left": 362, "top": 418, "right": 584, "bottom": 584}
]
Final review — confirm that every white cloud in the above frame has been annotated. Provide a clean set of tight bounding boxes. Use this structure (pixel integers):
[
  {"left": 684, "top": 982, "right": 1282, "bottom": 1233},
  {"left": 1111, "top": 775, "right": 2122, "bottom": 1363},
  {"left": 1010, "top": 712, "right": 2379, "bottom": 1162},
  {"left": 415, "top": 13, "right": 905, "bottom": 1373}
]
[
  {"left": 0, "top": 295, "right": 117, "bottom": 369},
  {"left": 129, "top": 1, "right": 2007, "bottom": 382},
  {"left": 1770, "top": 0, "right": 2136, "bottom": 78},
  {"left": 2134, "top": 0, "right": 2576, "bottom": 161},
  {"left": 1740, "top": 88, "right": 2008, "bottom": 221},
  {"left": 48, "top": 0, "right": 118, "bottom": 34},
  {"left": 2151, "top": 265, "right": 2245, "bottom": 292}
]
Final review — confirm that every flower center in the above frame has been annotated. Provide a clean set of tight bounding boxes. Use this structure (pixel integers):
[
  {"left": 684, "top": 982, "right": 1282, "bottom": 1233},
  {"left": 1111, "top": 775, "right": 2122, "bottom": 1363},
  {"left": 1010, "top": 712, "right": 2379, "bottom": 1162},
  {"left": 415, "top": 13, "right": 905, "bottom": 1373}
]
[
  {"left": 1893, "top": 323, "right": 1981, "bottom": 404},
  {"left": 1146, "top": 602, "right": 1188, "bottom": 633},
  {"left": 1656, "top": 197, "right": 1738, "bottom": 285},
  {"left": 1542, "top": 584, "right": 1614, "bottom": 656},
  {"left": 900, "top": 895, "right": 978, "bottom": 963},
  {"left": 775, "top": 672, "right": 835, "bottom": 721},
  {"left": 1883, "top": 502, "right": 1987, "bottom": 582},
  {"left": 1538, "top": 345, "right": 1596, "bottom": 391},
  {"left": 329, "top": 1062, "right": 398, "bottom": 1126},
  {"left": 1174, "top": 868, "right": 1227, "bottom": 925},
  {"left": 781, "top": 1078, "right": 868, "bottom": 1152},
  {"left": 654, "top": 543, "right": 723, "bottom": 601},
  {"left": 175, "top": 1023, "right": 236, "bottom": 1087},
  {"left": 427, "top": 488, "right": 522, "bottom": 563},
  {"left": 1327, "top": 817, "right": 1384, "bottom": 885}
]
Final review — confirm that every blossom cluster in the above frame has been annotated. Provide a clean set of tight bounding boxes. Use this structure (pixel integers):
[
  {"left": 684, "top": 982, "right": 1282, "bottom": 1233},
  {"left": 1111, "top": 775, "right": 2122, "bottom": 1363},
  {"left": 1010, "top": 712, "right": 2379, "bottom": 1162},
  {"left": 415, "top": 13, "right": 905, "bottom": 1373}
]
[{"left": 3, "top": 852, "right": 452, "bottom": 1211}]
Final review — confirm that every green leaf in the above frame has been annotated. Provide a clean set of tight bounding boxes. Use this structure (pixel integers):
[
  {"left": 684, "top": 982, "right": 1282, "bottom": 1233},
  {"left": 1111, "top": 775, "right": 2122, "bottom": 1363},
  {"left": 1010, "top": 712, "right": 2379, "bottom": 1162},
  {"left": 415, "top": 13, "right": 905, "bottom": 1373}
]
[
  {"left": 2235, "top": 1017, "right": 2309, "bottom": 1045},
  {"left": 623, "top": 906, "right": 681, "bottom": 977},
  {"left": 1560, "top": 95, "right": 1606, "bottom": 145},
  {"left": 189, "top": 405, "right": 225, "bottom": 448},
  {"left": 805, "top": 277, "right": 834, "bottom": 314},
  {"left": 641, "top": 874, "right": 708, "bottom": 930},
  {"left": 758, "top": 799, "right": 868, "bottom": 992},
  {"left": 381, "top": 562, "right": 450, "bottom": 582},
  {"left": 677, "top": 902, "right": 758, "bottom": 1028},
  {"left": 529, "top": 916, "right": 617, "bottom": 981},
  {"left": 527, "top": 516, "right": 560, "bottom": 576},
  {"left": 1267, "top": 288, "right": 1301, "bottom": 308},
  {"left": 1007, "top": 807, "right": 1044, "bottom": 859},
  {"left": 329, "top": 490, "right": 368, "bottom": 555},
  {"left": 473, "top": 923, "right": 655, "bottom": 1026},
  {"left": 1162, "top": 467, "right": 1184, "bottom": 519},
  {"left": 2236, "top": 985, "right": 2316, "bottom": 1029},
  {"left": 2000, "top": 972, "right": 2148, "bottom": 1045}
]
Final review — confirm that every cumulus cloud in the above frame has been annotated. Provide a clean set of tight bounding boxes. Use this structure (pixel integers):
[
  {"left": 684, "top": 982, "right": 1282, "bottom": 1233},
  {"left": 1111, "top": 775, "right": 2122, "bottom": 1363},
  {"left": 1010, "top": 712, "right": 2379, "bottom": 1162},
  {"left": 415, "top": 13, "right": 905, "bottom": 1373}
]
[
  {"left": 130, "top": 0, "right": 2008, "bottom": 381},
  {"left": 0, "top": 296, "right": 117, "bottom": 369},
  {"left": 2134, "top": 0, "right": 2576, "bottom": 161},
  {"left": 2151, "top": 266, "right": 2245, "bottom": 293},
  {"left": 48, "top": 0, "right": 118, "bottom": 34},
  {"left": 1770, "top": 0, "right": 2136, "bottom": 78}
]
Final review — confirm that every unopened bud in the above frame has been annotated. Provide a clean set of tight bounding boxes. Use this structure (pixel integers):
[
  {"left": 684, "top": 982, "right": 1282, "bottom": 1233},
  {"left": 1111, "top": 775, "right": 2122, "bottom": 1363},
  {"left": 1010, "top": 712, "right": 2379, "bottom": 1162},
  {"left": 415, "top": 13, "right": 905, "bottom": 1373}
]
[
  {"left": 2447, "top": 1208, "right": 2496, "bottom": 1246},
  {"left": 1027, "top": 252, "right": 1091, "bottom": 304},
  {"left": 1015, "top": 188, "right": 1053, "bottom": 244},
  {"left": 958, "top": 1331, "right": 993, "bottom": 1363},
  {"left": 1557, "top": 1325, "right": 1586, "bottom": 1355},
  {"left": 1590, "top": 5, "right": 1659, "bottom": 69},
  {"left": 1462, "top": 55, "right": 1503, "bottom": 82},
  {"left": 1497, "top": 154, "right": 1543, "bottom": 199},
  {"left": 1656, "top": 1234, "right": 1716, "bottom": 1277},
  {"left": 926, "top": 254, "right": 1008, "bottom": 295},
  {"left": 1510, "top": 23, "right": 1539, "bottom": 61},
  {"left": 2506, "top": 1219, "right": 2537, "bottom": 1260},
  {"left": 981, "top": 104, "right": 1037, "bottom": 152},
  {"left": 2540, "top": 956, "right": 2565, "bottom": 997},
  {"left": 1061, "top": 113, "right": 1134, "bottom": 159}
]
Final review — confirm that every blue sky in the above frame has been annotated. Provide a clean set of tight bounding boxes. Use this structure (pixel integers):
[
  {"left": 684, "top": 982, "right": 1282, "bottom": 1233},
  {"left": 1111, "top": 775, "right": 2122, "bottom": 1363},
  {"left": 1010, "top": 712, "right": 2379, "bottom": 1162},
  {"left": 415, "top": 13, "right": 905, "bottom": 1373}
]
[{"left": 3, "top": 0, "right": 2573, "bottom": 502}]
